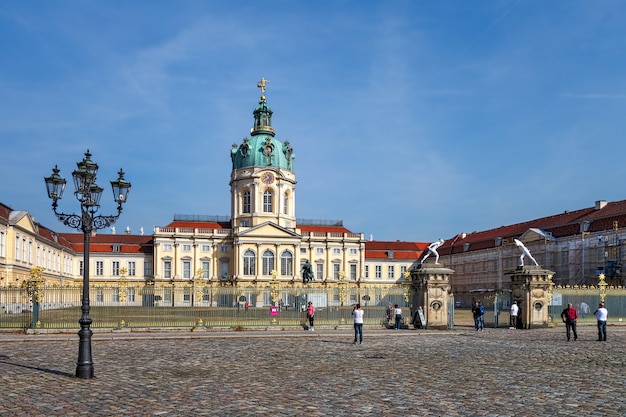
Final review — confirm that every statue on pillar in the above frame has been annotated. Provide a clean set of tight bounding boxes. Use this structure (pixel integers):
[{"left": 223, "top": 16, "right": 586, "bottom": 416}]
[
  {"left": 421, "top": 238, "right": 445, "bottom": 264},
  {"left": 514, "top": 239, "right": 539, "bottom": 266}
]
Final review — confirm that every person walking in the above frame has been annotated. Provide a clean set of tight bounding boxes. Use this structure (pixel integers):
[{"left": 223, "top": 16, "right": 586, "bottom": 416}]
[
  {"left": 352, "top": 303, "right": 364, "bottom": 344},
  {"left": 560, "top": 302, "right": 578, "bottom": 341},
  {"left": 594, "top": 302, "right": 608, "bottom": 341},
  {"left": 306, "top": 301, "right": 315, "bottom": 331},
  {"left": 472, "top": 301, "right": 485, "bottom": 331},
  {"left": 386, "top": 302, "right": 394, "bottom": 326},
  {"left": 580, "top": 301, "right": 589, "bottom": 319},
  {"left": 509, "top": 301, "right": 519, "bottom": 329},
  {"left": 394, "top": 304, "right": 403, "bottom": 330}
]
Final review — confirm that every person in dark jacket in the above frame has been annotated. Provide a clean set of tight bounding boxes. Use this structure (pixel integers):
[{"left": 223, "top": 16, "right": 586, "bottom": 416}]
[{"left": 471, "top": 301, "right": 484, "bottom": 331}]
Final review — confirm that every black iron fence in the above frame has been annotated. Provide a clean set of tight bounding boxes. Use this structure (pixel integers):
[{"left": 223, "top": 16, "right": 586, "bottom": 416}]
[{"left": 0, "top": 285, "right": 407, "bottom": 330}]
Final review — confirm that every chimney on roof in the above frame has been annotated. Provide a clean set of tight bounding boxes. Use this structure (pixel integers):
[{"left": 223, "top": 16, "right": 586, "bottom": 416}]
[{"left": 595, "top": 200, "right": 607, "bottom": 210}]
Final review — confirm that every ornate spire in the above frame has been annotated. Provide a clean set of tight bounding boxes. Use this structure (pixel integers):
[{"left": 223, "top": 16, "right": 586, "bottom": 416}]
[
  {"left": 252, "top": 77, "right": 275, "bottom": 136},
  {"left": 257, "top": 77, "right": 269, "bottom": 100}
]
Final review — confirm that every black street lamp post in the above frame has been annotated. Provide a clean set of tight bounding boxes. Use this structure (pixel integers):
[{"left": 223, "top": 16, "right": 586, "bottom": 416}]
[{"left": 44, "top": 150, "right": 131, "bottom": 379}]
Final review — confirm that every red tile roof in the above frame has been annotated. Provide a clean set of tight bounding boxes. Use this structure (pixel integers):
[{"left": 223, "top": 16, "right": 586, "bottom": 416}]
[
  {"left": 365, "top": 241, "right": 430, "bottom": 260},
  {"left": 299, "top": 225, "right": 353, "bottom": 234},
  {"left": 439, "top": 199, "right": 626, "bottom": 254},
  {"left": 59, "top": 233, "right": 153, "bottom": 254}
]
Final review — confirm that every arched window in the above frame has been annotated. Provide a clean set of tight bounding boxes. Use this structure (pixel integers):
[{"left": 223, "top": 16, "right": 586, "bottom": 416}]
[
  {"left": 283, "top": 191, "right": 289, "bottom": 215},
  {"left": 243, "top": 249, "right": 256, "bottom": 276},
  {"left": 263, "top": 190, "right": 273, "bottom": 213},
  {"left": 242, "top": 190, "right": 251, "bottom": 213},
  {"left": 262, "top": 249, "right": 275, "bottom": 275},
  {"left": 280, "top": 250, "right": 293, "bottom": 276}
]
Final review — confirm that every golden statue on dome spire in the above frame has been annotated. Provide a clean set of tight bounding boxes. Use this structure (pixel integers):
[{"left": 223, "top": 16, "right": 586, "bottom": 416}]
[{"left": 257, "top": 77, "right": 270, "bottom": 99}]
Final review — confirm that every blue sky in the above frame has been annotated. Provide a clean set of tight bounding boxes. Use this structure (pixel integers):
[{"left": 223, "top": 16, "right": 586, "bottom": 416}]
[{"left": 1, "top": 1, "right": 626, "bottom": 242}]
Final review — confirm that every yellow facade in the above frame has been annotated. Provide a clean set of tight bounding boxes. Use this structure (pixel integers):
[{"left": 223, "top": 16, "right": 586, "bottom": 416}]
[{"left": 0, "top": 209, "right": 73, "bottom": 287}]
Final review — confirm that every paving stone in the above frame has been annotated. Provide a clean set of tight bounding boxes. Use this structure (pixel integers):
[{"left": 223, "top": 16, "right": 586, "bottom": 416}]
[{"left": 0, "top": 326, "right": 625, "bottom": 416}]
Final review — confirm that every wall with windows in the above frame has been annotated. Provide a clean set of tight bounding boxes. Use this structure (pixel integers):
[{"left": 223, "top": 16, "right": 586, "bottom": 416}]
[{"left": 0, "top": 209, "right": 75, "bottom": 286}]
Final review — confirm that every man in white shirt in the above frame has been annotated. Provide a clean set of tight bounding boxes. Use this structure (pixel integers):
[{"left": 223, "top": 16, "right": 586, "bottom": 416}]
[
  {"left": 509, "top": 301, "right": 519, "bottom": 329},
  {"left": 594, "top": 302, "right": 608, "bottom": 341},
  {"left": 394, "top": 304, "right": 403, "bottom": 330},
  {"left": 352, "top": 303, "right": 364, "bottom": 344}
]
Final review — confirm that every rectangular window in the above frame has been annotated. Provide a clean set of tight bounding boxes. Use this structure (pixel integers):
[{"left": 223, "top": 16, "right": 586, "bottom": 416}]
[
  {"left": 127, "top": 261, "right": 136, "bottom": 276},
  {"left": 243, "top": 255, "right": 255, "bottom": 275},
  {"left": 333, "top": 248, "right": 341, "bottom": 255},
  {"left": 243, "top": 191, "right": 251, "bottom": 213},
  {"left": 387, "top": 265, "right": 395, "bottom": 279},
  {"left": 300, "top": 248, "right": 307, "bottom": 254},
  {"left": 163, "top": 243, "right": 172, "bottom": 251},
  {"left": 400, "top": 265, "right": 407, "bottom": 276},
  {"left": 262, "top": 257, "right": 274, "bottom": 276},
  {"left": 112, "top": 244, "right": 120, "bottom": 252},
  {"left": 316, "top": 263, "right": 324, "bottom": 280},
  {"left": 375, "top": 265, "right": 382, "bottom": 279},
  {"left": 263, "top": 191, "right": 272, "bottom": 212},
  {"left": 95, "top": 289, "right": 104, "bottom": 302},
  {"left": 144, "top": 261, "right": 153, "bottom": 277},
  {"left": 96, "top": 261, "right": 104, "bottom": 276},
  {"left": 79, "top": 261, "right": 84, "bottom": 276},
  {"left": 182, "top": 244, "right": 192, "bottom": 252},
  {"left": 112, "top": 261, "right": 120, "bottom": 276},
  {"left": 316, "top": 247, "right": 324, "bottom": 254},
  {"left": 350, "top": 264, "right": 357, "bottom": 280},
  {"left": 350, "top": 248, "right": 358, "bottom": 255},
  {"left": 183, "top": 261, "right": 191, "bottom": 279},
  {"left": 240, "top": 220, "right": 249, "bottom": 227},
  {"left": 163, "top": 261, "right": 172, "bottom": 279},
  {"left": 333, "top": 263, "right": 340, "bottom": 279},
  {"left": 201, "top": 261, "right": 210, "bottom": 278},
  {"left": 365, "top": 265, "right": 369, "bottom": 278},
  {"left": 201, "top": 244, "right": 211, "bottom": 252},
  {"left": 220, "top": 245, "right": 229, "bottom": 253},
  {"left": 0, "top": 231, "right": 5, "bottom": 258},
  {"left": 281, "top": 255, "right": 293, "bottom": 276}
]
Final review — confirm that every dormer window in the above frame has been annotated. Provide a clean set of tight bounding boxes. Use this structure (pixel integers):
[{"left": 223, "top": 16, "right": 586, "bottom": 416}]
[{"left": 112, "top": 244, "right": 121, "bottom": 253}]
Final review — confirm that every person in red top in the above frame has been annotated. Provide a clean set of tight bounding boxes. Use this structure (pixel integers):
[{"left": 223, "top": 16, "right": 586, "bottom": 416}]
[
  {"left": 560, "top": 302, "right": 578, "bottom": 341},
  {"left": 306, "top": 301, "right": 315, "bottom": 332}
]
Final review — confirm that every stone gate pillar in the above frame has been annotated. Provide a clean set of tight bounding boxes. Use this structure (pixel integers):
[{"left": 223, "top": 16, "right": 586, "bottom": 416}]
[
  {"left": 505, "top": 265, "right": 554, "bottom": 329},
  {"left": 410, "top": 263, "right": 454, "bottom": 330}
]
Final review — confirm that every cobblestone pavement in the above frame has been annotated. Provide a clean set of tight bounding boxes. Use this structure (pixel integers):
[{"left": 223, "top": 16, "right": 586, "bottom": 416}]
[{"left": 1, "top": 325, "right": 625, "bottom": 416}]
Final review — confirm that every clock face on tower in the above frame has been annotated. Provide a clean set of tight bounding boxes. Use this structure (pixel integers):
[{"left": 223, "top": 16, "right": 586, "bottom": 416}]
[{"left": 261, "top": 172, "right": 274, "bottom": 184}]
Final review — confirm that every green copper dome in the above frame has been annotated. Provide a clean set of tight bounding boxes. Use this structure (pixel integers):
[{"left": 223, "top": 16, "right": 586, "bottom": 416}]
[{"left": 230, "top": 79, "right": 294, "bottom": 172}]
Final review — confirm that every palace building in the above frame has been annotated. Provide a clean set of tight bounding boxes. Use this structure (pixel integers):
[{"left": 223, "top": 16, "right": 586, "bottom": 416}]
[
  {"left": 4, "top": 80, "right": 625, "bottom": 309},
  {"left": 150, "top": 80, "right": 427, "bottom": 295},
  {"left": 0, "top": 80, "right": 427, "bottom": 304}
]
